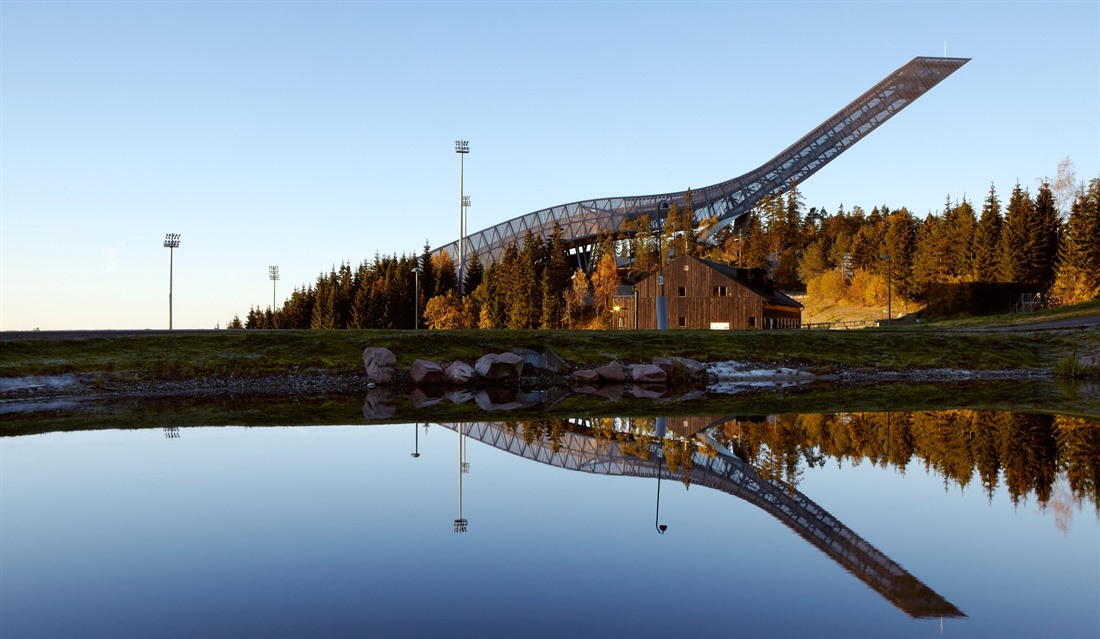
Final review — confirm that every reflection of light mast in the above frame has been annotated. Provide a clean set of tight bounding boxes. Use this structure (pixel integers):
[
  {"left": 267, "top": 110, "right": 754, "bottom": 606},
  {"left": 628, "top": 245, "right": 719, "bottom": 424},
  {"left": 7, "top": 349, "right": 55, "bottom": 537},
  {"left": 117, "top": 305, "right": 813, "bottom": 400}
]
[
  {"left": 411, "top": 422, "right": 421, "bottom": 459},
  {"left": 454, "top": 424, "right": 468, "bottom": 533},
  {"left": 461, "top": 424, "right": 470, "bottom": 474},
  {"left": 655, "top": 417, "right": 668, "bottom": 534}
]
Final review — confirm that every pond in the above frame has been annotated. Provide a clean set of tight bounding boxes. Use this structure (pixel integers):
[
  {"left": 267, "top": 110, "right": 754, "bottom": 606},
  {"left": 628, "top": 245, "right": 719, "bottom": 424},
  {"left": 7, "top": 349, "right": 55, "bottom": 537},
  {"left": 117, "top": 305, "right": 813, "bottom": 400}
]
[{"left": 2, "top": 407, "right": 1098, "bottom": 638}]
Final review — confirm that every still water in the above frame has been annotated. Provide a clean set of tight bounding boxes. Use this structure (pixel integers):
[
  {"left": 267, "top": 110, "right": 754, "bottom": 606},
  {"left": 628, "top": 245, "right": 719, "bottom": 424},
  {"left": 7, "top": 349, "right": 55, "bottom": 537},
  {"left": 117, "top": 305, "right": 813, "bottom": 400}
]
[{"left": 2, "top": 411, "right": 1098, "bottom": 638}]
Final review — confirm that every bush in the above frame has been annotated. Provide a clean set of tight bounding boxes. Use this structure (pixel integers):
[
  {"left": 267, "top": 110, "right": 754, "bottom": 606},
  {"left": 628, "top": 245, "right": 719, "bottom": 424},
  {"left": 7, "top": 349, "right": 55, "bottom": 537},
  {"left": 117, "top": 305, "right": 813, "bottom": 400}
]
[{"left": 807, "top": 270, "right": 848, "bottom": 304}]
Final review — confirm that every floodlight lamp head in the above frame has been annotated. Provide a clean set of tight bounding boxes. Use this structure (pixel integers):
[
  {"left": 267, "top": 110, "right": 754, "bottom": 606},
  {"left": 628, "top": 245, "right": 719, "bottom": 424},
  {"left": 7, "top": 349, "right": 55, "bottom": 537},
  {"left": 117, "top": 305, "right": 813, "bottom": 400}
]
[
  {"left": 880, "top": 254, "right": 891, "bottom": 261},
  {"left": 412, "top": 266, "right": 422, "bottom": 274},
  {"left": 455, "top": 140, "right": 469, "bottom": 153},
  {"left": 163, "top": 233, "right": 180, "bottom": 248},
  {"left": 462, "top": 196, "right": 471, "bottom": 207}
]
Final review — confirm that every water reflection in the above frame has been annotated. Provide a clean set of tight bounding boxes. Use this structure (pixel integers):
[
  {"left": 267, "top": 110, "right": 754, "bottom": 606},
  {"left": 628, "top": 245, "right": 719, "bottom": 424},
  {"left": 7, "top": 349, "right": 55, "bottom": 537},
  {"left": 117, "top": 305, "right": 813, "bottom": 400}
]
[
  {"left": 435, "top": 417, "right": 968, "bottom": 619},
  {"left": 698, "top": 411, "right": 1100, "bottom": 512},
  {"left": 428, "top": 411, "right": 1100, "bottom": 620},
  {"left": 454, "top": 424, "right": 469, "bottom": 534}
]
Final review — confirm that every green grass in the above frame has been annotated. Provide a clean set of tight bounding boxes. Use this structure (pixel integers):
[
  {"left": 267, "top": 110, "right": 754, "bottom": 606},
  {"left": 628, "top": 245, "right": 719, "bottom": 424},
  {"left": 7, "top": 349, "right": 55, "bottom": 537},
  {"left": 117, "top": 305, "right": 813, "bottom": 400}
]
[
  {"left": 2, "top": 324, "right": 1096, "bottom": 381},
  {"left": 928, "top": 298, "right": 1100, "bottom": 328}
]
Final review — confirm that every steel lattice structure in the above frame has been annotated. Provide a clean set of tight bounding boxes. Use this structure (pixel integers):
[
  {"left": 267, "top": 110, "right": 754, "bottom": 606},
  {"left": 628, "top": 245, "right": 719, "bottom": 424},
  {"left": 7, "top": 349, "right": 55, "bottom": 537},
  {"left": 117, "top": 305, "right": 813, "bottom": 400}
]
[
  {"left": 435, "top": 56, "right": 969, "bottom": 269},
  {"left": 440, "top": 419, "right": 965, "bottom": 619}
]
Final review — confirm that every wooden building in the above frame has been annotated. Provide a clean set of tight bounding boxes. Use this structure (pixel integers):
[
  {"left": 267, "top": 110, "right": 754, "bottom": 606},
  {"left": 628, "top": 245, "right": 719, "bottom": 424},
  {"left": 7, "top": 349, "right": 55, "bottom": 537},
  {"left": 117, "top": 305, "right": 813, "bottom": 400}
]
[{"left": 610, "top": 256, "right": 802, "bottom": 330}]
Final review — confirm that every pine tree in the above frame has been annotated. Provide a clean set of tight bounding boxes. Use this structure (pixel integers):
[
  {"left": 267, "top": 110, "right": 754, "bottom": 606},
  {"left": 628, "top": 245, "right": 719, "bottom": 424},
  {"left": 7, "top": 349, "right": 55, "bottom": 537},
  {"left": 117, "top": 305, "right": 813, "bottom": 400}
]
[
  {"left": 943, "top": 197, "right": 977, "bottom": 281},
  {"left": 880, "top": 208, "right": 916, "bottom": 300},
  {"left": 971, "top": 184, "right": 1002, "bottom": 282},
  {"left": 998, "top": 183, "right": 1033, "bottom": 284},
  {"left": 540, "top": 276, "right": 562, "bottom": 329},
  {"left": 540, "top": 223, "right": 571, "bottom": 328},
  {"left": 742, "top": 213, "right": 770, "bottom": 269},
  {"left": 419, "top": 242, "right": 436, "bottom": 304},
  {"left": 909, "top": 214, "right": 950, "bottom": 300},
  {"left": 590, "top": 251, "right": 619, "bottom": 328},
  {"left": 335, "top": 261, "right": 354, "bottom": 328},
  {"left": 1051, "top": 178, "right": 1100, "bottom": 304},
  {"left": 432, "top": 251, "right": 456, "bottom": 297},
  {"left": 1027, "top": 183, "right": 1061, "bottom": 289},
  {"left": 463, "top": 251, "right": 483, "bottom": 296}
]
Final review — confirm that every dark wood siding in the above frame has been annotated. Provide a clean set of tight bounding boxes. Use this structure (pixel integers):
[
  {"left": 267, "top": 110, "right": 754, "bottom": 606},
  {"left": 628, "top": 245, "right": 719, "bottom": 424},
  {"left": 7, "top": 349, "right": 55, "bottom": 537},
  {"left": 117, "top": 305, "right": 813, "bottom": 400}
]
[{"left": 620, "top": 256, "right": 800, "bottom": 330}]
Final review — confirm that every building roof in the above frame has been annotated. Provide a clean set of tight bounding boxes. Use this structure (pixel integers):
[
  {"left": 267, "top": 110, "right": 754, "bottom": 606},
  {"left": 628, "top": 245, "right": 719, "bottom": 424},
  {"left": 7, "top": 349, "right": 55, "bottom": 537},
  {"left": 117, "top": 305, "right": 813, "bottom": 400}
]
[{"left": 664, "top": 256, "right": 804, "bottom": 309}]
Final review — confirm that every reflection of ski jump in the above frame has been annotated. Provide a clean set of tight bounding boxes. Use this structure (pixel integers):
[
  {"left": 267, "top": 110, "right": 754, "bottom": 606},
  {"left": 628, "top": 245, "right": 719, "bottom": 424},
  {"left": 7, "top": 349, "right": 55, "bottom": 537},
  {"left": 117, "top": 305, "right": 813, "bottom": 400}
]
[
  {"left": 434, "top": 57, "right": 969, "bottom": 268},
  {"left": 439, "top": 420, "right": 965, "bottom": 619}
]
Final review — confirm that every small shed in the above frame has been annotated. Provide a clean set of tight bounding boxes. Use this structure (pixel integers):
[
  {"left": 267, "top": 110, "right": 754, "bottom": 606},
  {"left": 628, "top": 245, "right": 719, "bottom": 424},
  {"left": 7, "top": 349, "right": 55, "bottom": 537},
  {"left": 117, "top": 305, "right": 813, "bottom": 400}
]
[{"left": 611, "top": 255, "right": 802, "bottom": 330}]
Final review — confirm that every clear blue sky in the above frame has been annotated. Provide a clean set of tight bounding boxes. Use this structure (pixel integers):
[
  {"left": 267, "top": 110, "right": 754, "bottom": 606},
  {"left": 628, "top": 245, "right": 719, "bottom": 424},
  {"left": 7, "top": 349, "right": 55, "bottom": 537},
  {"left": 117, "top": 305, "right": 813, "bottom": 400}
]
[{"left": 2, "top": 0, "right": 1097, "bottom": 331}]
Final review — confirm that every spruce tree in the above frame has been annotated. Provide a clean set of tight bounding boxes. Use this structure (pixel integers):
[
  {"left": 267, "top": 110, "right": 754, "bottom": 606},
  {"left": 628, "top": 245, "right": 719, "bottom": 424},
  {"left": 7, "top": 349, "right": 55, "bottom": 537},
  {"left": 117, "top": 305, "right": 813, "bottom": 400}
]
[
  {"left": 1051, "top": 178, "right": 1100, "bottom": 304},
  {"left": 971, "top": 184, "right": 1003, "bottom": 282},
  {"left": 419, "top": 242, "right": 436, "bottom": 305},
  {"left": 463, "top": 251, "right": 483, "bottom": 296},
  {"left": 880, "top": 209, "right": 916, "bottom": 300},
  {"left": 1027, "top": 183, "right": 1061, "bottom": 289},
  {"left": 998, "top": 183, "right": 1033, "bottom": 284},
  {"left": 943, "top": 197, "right": 977, "bottom": 281},
  {"left": 432, "top": 251, "right": 456, "bottom": 297}
]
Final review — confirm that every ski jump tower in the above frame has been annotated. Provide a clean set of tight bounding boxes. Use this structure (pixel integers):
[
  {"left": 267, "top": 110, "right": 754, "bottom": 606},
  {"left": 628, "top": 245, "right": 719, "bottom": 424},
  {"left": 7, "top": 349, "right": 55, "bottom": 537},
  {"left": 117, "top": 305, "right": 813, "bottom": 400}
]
[{"left": 435, "top": 56, "right": 969, "bottom": 269}]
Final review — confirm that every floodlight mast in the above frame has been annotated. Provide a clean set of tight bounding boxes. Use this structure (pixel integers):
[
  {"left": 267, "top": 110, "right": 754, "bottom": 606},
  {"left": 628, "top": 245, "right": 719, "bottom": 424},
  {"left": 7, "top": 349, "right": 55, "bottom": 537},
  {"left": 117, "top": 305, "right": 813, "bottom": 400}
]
[
  {"left": 163, "top": 233, "right": 181, "bottom": 330},
  {"left": 269, "top": 266, "right": 280, "bottom": 318},
  {"left": 456, "top": 140, "right": 469, "bottom": 294}
]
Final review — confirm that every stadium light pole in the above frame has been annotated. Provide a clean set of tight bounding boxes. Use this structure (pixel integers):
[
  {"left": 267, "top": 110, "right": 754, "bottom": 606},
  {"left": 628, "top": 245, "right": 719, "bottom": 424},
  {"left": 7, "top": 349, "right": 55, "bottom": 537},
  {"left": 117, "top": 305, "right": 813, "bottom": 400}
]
[
  {"left": 454, "top": 424, "right": 468, "bottom": 533},
  {"left": 411, "top": 265, "right": 422, "bottom": 330},
  {"left": 880, "top": 254, "right": 892, "bottom": 324},
  {"left": 655, "top": 200, "right": 670, "bottom": 330},
  {"left": 654, "top": 416, "right": 668, "bottom": 533},
  {"left": 456, "top": 140, "right": 469, "bottom": 295},
  {"left": 163, "top": 233, "right": 180, "bottom": 330},
  {"left": 269, "top": 266, "right": 279, "bottom": 317},
  {"left": 461, "top": 194, "right": 471, "bottom": 292}
]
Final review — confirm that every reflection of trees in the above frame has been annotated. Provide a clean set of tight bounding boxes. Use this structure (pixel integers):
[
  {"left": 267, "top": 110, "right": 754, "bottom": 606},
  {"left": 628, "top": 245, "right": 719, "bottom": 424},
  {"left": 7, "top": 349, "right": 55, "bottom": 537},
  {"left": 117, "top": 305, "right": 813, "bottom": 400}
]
[
  {"left": 1056, "top": 416, "right": 1100, "bottom": 515},
  {"left": 705, "top": 410, "right": 1099, "bottom": 511}
]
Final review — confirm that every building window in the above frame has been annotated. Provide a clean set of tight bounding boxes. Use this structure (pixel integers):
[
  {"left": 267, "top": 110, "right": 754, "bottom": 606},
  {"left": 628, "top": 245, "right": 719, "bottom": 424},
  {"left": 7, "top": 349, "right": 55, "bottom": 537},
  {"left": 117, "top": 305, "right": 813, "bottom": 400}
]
[
  {"left": 617, "top": 316, "right": 624, "bottom": 328},
  {"left": 677, "top": 287, "right": 686, "bottom": 297},
  {"left": 713, "top": 285, "right": 727, "bottom": 297},
  {"left": 678, "top": 316, "right": 686, "bottom": 327},
  {"left": 749, "top": 317, "right": 756, "bottom": 328}
]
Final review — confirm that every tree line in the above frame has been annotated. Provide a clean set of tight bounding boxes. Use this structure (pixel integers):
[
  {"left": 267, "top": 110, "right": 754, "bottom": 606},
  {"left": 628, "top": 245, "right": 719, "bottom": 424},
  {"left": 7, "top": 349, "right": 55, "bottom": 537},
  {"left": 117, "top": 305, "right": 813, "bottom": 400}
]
[
  {"left": 232, "top": 162, "right": 1099, "bottom": 329},
  {"left": 494, "top": 411, "right": 1100, "bottom": 516}
]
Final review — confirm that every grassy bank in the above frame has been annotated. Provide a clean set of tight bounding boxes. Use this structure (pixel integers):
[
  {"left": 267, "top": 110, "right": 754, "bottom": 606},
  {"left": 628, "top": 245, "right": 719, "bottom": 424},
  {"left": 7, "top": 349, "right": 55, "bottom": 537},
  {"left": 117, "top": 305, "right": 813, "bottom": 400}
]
[
  {"left": 3, "top": 322, "right": 1097, "bottom": 381},
  {"left": 4, "top": 378, "right": 1095, "bottom": 439}
]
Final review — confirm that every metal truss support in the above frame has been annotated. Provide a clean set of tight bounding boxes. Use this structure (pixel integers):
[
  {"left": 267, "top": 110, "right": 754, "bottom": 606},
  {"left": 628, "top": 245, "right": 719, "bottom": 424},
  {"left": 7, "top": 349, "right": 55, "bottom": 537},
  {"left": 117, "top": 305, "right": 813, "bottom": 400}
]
[{"left": 434, "top": 57, "right": 969, "bottom": 268}]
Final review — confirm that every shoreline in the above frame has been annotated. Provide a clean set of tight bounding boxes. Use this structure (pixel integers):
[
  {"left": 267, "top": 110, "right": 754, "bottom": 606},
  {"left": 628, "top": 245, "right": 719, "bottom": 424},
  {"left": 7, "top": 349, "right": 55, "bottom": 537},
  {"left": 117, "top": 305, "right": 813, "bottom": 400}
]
[{"left": 0, "top": 364, "right": 1054, "bottom": 412}]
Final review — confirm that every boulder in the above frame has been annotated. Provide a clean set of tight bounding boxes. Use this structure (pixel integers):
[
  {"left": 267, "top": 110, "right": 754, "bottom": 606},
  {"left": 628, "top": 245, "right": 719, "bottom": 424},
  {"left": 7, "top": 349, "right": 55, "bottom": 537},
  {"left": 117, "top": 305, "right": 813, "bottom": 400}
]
[
  {"left": 652, "top": 356, "right": 674, "bottom": 376},
  {"left": 410, "top": 359, "right": 443, "bottom": 385},
  {"left": 444, "top": 361, "right": 477, "bottom": 386},
  {"left": 445, "top": 389, "right": 475, "bottom": 405},
  {"left": 571, "top": 369, "right": 599, "bottom": 384},
  {"left": 595, "top": 360, "right": 626, "bottom": 383},
  {"left": 409, "top": 387, "right": 444, "bottom": 408},
  {"left": 511, "top": 346, "right": 572, "bottom": 374},
  {"left": 475, "top": 388, "right": 528, "bottom": 411},
  {"left": 630, "top": 385, "right": 669, "bottom": 399},
  {"left": 362, "top": 387, "right": 396, "bottom": 419},
  {"left": 632, "top": 363, "right": 667, "bottom": 384},
  {"left": 362, "top": 347, "right": 397, "bottom": 385},
  {"left": 475, "top": 352, "right": 525, "bottom": 381},
  {"left": 671, "top": 356, "right": 708, "bottom": 383},
  {"left": 594, "top": 383, "right": 626, "bottom": 401}
]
